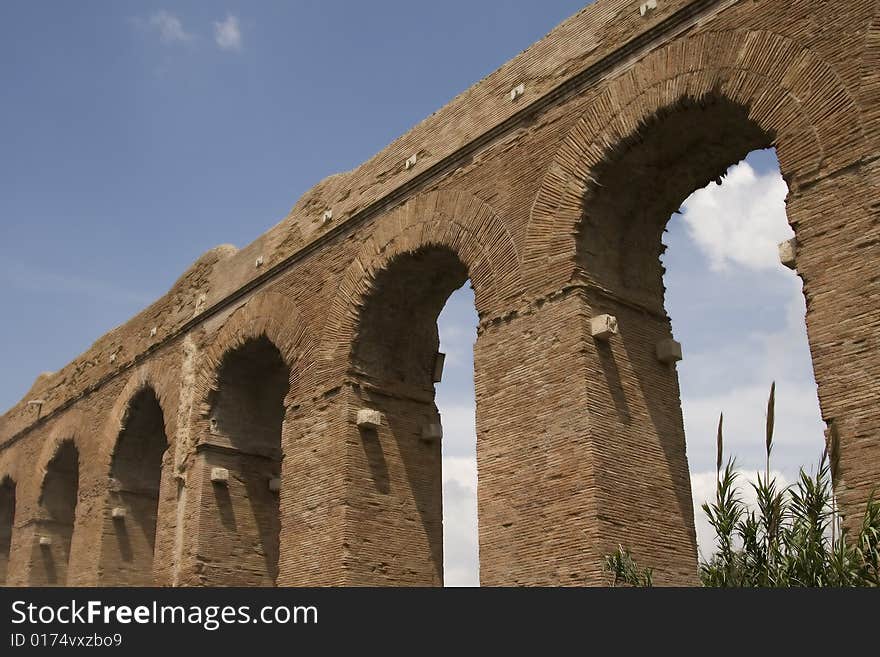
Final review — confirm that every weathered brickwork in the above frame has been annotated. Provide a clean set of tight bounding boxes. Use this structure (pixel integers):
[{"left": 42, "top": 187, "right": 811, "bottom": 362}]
[{"left": 1, "top": 0, "right": 877, "bottom": 586}]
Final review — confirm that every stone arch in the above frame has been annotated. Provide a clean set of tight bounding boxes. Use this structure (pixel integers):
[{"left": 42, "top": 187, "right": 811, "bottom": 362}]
[
  {"left": 97, "top": 380, "right": 171, "bottom": 585},
  {"left": 314, "top": 189, "right": 518, "bottom": 585},
  {"left": 515, "top": 27, "right": 876, "bottom": 580},
  {"left": 319, "top": 189, "right": 521, "bottom": 387},
  {"left": 197, "top": 291, "right": 317, "bottom": 415},
  {"left": 190, "top": 291, "right": 315, "bottom": 586},
  {"left": 98, "top": 369, "right": 177, "bottom": 472},
  {"left": 523, "top": 28, "right": 867, "bottom": 296},
  {"left": 31, "top": 424, "right": 83, "bottom": 586},
  {"left": 35, "top": 412, "right": 88, "bottom": 476}
]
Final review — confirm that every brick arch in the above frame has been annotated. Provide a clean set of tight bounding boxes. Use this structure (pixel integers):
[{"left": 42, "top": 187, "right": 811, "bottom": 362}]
[
  {"left": 31, "top": 416, "right": 87, "bottom": 529},
  {"left": 28, "top": 414, "right": 85, "bottom": 586},
  {"left": 35, "top": 412, "right": 87, "bottom": 485},
  {"left": 196, "top": 291, "right": 317, "bottom": 417},
  {"left": 523, "top": 28, "right": 867, "bottom": 296},
  {"left": 96, "top": 369, "right": 176, "bottom": 475},
  {"left": 317, "top": 189, "right": 521, "bottom": 385},
  {"left": 191, "top": 290, "right": 314, "bottom": 587},
  {"left": 95, "top": 371, "right": 174, "bottom": 586}
]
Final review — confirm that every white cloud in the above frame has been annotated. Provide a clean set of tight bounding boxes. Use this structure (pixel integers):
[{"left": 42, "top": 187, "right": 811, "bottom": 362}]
[
  {"left": 679, "top": 291, "right": 825, "bottom": 474},
  {"left": 214, "top": 14, "right": 243, "bottom": 52},
  {"left": 682, "top": 161, "right": 792, "bottom": 271},
  {"left": 442, "top": 455, "right": 477, "bottom": 489},
  {"left": 683, "top": 381, "right": 824, "bottom": 463},
  {"left": 146, "top": 10, "right": 194, "bottom": 45},
  {"left": 442, "top": 456, "right": 479, "bottom": 587},
  {"left": 438, "top": 403, "right": 476, "bottom": 455}
]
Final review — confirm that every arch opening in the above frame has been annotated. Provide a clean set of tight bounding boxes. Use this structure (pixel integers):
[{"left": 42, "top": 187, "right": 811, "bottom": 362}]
[
  {"left": 31, "top": 440, "right": 79, "bottom": 585},
  {"left": 575, "top": 95, "right": 824, "bottom": 578},
  {"left": 355, "top": 247, "right": 469, "bottom": 389},
  {"left": 203, "top": 334, "right": 289, "bottom": 585},
  {"left": 0, "top": 476, "right": 15, "bottom": 584},
  {"left": 101, "top": 387, "right": 168, "bottom": 585},
  {"left": 350, "top": 245, "right": 477, "bottom": 586},
  {"left": 579, "top": 97, "right": 772, "bottom": 307},
  {"left": 663, "top": 147, "right": 826, "bottom": 558}
]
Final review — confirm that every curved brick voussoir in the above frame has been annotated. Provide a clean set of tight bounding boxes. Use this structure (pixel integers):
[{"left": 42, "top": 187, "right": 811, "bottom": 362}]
[
  {"left": 314, "top": 190, "right": 523, "bottom": 389},
  {"left": 95, "top": 368, "right": 178, "bottom": 476},
  {"left": 196, "top": 291, "right": 319, "bottom": 418},
  {"left": 524, "top": 27, "right": 869, "bottom": 298}
]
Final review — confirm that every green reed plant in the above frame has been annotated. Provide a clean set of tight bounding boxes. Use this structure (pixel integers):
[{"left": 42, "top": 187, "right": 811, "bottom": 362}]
[
  {"left": 603, "top": 545, "right": 654, "bottom": 587},
  {"left": 604, "top": 383, "right": 880, "bottom": 587}
]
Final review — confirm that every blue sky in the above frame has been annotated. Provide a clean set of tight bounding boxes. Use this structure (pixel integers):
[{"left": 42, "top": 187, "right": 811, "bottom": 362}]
[{"left": 1, "top": 2, "right": 825, "bottom": 585}]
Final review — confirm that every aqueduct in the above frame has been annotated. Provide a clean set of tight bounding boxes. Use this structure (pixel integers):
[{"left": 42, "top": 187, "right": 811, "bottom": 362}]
[{"left": 1, "top": 0, "right": 878, "bottom": 586}]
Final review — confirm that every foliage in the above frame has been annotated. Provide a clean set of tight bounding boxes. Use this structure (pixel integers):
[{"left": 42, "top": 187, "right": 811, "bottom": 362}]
[
  {"left": 602, "top": 545, "right": 654, "bottom": 587},
  {"left": 603, "top": 383, "right": 880, "bottom": 587},
  {"left": 700, "top": 383, "right": 880, "bottom": 587}
]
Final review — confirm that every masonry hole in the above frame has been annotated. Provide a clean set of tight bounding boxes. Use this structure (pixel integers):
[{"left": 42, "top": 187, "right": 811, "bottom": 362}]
[
  {"left": 102, "top": 387, "right": 168, "bottom": 585},
  {"left": 352, "top": 246, "right": 478, "bottom": 585},
  {"left": 662, "top": 148, "right": 825, "bottom": 556},
  {"left": 32, "top": 440, "right": 79, "bottom": 585},
  {"left": 0, "top": 476, "right": 15, "bottom": 584},
  {"left": 436, "top": 286, "right": 480, "bottom": 587},
  {"left": 577, "top": 95, "right": 824, "bottom": 570},
  {"left": 207, "top": 335, "right": 289, "bottom": 585}
]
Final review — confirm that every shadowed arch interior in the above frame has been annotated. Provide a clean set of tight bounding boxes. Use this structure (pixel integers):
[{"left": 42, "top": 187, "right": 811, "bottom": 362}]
[
  {"left": 354, "top": 247, "right": 469, "bottom": 389},
  {"left": 579, "top": 96, "right": 773, "bottom": 308},
  {"left": 100, "top": 387, "right": 168, "bottom": 585},
  {"left": 349, "top": 245, "right": 471, "bottom": 585},
  {"left": 202, "top": 334, "right": 289, "bottom": 585},
  {"left": 31, "top": 440, "right": 79, "bottom": 585},
  {"left": 0, "top": 476, "right": 15, "bottom": 584},
  {"left": 572, "top": 95, "right": 802, "bottom": 580}
]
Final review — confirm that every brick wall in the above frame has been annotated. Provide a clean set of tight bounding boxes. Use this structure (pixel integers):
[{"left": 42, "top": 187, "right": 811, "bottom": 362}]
[{"left": 1, "top": 0, "right": 877, "bottom": 586}]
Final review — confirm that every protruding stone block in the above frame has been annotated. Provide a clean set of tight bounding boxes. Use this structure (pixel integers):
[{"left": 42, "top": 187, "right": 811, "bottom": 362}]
[
  {"left": 656, "top": 339, "right": 683, "bottom": 365},
  {"left": 510, "top": 83, "right": 525, "bottom": 101},
  {"left": 111, "top": 507, "right": 127, "bottom": 520},
  {"left": 357, "top": 409, "right": 383, "bottom": 430},
  {"left": 150, "top": 326, "right": 158, "bottom": 337},
  {"left": 640, "top": 0, "right": 657, "bottom": 16},
  {"left": 778, "top": 238, "right": 797, "bottom": 270},
  {"left": 39, "top": 536, "right": 52, "bottom": 547},
  {"left": 322, "top": 209, "right": 333, "bottom": 224},
  {"left": 405, "top": 154, "right": 418, "bottom": 170},
  {"left": 210, "top": 467, "right": 230, "bottom": 485},
  {"left": 421, "top": 424, "right": 443, "bottom": 442},
  {"left": 433, "top": 352, "right": 446, "bottom": 383},
  {"left": 591, "top": 314, "right": 619, "bottom": 341},
  {"left": 268, "top": 477, "right": 281, "bottom": 493},
  {"left": 255, "top": 255, "right": 264, "bottom": 268}
]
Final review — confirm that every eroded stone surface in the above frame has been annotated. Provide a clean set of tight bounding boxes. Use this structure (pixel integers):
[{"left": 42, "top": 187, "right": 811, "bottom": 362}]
[{"left": 0, "top": 0, "right": 877, "bottom": 587}]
